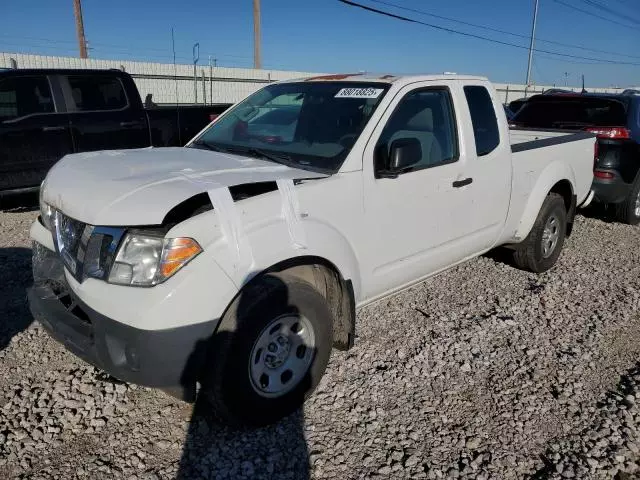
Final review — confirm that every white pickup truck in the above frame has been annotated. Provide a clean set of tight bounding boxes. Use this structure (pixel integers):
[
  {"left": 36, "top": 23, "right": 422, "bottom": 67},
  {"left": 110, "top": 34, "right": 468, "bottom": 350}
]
[{"left": 29, "top": 73, "right": 595, "bottom": 426}]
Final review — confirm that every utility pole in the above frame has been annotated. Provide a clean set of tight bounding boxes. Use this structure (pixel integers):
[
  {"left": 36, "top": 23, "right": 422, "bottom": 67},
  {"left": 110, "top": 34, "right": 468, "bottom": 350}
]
[
  {"left": 73, "top": 0, "right": 88, "bottom": 58},
  {"left": 209, "top": 56, "right": 213, "bottom": 106},
  {"left": 253, "top": 0, "right": 262, "bottom": 69},
  {"left": 193, "top": 43, "right": 199, "bottom": 104},
  {"left": 525, "top": 0, "right": 539, "bottom": 86}
]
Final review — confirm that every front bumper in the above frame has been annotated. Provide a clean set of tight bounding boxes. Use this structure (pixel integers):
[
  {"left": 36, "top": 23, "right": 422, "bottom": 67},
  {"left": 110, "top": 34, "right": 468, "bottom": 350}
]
[
  {"left": 28, "top": 243, "right": 217, "bottom": 401},
  {"left": 591, "top": 171, "right": 633, "bottom": 205}
]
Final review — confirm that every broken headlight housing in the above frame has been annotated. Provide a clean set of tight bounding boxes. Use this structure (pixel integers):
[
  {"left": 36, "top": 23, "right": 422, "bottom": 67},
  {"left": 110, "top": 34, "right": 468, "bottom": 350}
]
[{"left": 107, "top": 233, "right": 202, "bottom": 287}]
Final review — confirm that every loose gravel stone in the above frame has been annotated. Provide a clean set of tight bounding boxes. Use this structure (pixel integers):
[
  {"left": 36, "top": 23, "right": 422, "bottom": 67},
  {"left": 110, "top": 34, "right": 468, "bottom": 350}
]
[{"left": 3, "top": 205, "right": 640, "bottom": 479}]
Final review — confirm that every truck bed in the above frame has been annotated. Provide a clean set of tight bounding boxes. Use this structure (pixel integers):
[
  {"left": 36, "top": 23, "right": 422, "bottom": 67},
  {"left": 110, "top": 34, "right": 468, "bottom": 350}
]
[
  {"left": 509, "top": 128, "right": 593, "bottom": 149},
  {"left": 501, "top": 128, "right": 596, "bottom": 242}
]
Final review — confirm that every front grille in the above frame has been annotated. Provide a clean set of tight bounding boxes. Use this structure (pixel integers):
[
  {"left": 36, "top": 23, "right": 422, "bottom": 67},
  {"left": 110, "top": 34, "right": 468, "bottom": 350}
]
[
  {"left": 53, "top": 211, "right": 88, "bottom": 276},
  {"left": 52, "top": 211, "right": 125, "bottom": 283}
]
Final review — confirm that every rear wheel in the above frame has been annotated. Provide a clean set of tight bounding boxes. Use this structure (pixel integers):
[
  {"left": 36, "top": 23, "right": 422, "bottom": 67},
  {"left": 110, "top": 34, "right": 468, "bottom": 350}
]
[
  {"left": 200, "top": 273, "right": 333, "bottom": 426},
  {"left": 513, "top": 193, "right": 567, "bottom": 273},
  {"left": 615, "top": 176, "right": 640, "bottom": 225}
]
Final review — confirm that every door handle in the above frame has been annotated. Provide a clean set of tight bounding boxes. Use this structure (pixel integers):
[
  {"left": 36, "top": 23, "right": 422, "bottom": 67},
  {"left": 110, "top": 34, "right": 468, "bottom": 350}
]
[
  {"left": 452, "top": 177, "right": 473, "bottom": 188},
  {"left": 42, "top": 126, "right": 66, "bottom": 132},
  {"left": 120, "top": 121, "right": 142, "bottom": 127}
]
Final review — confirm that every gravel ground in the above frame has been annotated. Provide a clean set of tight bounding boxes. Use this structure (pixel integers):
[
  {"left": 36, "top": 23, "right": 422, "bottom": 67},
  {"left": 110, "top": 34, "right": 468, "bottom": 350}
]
[{"left": 2, "top": 203, "right": 640, "bottom": 479}]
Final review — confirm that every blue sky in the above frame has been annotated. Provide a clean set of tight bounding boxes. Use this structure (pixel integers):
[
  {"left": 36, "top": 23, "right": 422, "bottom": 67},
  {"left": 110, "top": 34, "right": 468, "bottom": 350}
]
[{"left": 1, "top": 0, "right": 639, "bottom": 87}]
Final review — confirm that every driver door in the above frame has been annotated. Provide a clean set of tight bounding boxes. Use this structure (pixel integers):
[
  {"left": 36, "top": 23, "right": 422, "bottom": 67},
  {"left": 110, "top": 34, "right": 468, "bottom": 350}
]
[{"left": 361, "top": 82, "right": 475, "bottom": 299}]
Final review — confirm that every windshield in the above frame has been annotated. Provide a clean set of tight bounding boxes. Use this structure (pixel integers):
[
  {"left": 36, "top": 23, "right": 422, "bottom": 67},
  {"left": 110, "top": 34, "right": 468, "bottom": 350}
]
[
  {"left": 513, "top": 96, "right": 628, "bottom": 129},
  {"left": 190, "top": 81, "right": 390, "bottom": 173}
]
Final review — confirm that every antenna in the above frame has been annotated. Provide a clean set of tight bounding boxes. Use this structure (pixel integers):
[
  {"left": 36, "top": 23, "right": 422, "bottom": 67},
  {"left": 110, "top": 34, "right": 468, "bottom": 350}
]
[{"left": 171, "top": 28, "right": 181, "bottom": 144}]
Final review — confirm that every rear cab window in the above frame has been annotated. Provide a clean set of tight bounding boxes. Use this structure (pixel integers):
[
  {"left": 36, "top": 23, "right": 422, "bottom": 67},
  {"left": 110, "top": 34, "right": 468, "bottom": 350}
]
[
  {"left": 0, "top": 75, "right": 55, "bottom": 121},
  {"left": 464, "top": 85, "right": 500, "bottom": 156},
  {"left": 65, "top": 75, "right": 128, "bottom": 111}
]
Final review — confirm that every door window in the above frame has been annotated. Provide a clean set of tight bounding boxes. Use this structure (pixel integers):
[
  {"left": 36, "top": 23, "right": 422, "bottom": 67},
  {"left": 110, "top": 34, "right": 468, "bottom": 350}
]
[
  {"left": 464, "top": 86, "right": 500, "bottom": 156},
  {"left": 0, "top": 76, "right": 54, "bottom": 121},
  {"left": 67, "top": 75, "right": 128, "bottom": 111},
  {"left": 376, "top": 88, "right": 459, "bottom": 173}
]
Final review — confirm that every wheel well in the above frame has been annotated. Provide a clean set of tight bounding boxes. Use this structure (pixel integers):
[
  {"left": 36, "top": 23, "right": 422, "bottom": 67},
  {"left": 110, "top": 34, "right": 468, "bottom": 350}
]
[
  {"left": 264, "top": 257, "right": 356, "bottom": 351},
  {"left": 550, "top": 180, "right": 576, "bottom": 236}
]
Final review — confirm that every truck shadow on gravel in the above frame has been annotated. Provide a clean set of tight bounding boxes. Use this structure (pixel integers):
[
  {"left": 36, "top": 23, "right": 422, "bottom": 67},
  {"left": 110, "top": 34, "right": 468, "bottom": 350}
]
[
  {"left": 176, "top": 400, "right": 310, "bottom": 479},
  {"left": 0, "top": 247, "right": 34, "bottom": 352},
  {"left": 175, "top": 275, "right": 312, "bottom": 479}
]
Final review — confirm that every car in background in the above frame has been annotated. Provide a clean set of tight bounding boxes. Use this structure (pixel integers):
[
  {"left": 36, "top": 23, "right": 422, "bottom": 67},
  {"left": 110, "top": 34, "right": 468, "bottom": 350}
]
[
  {"left": 508, "top": 97, "right": 528, "bottom": 115},
  {"left": 503, "top": 104, "right": 515, "bottom": 121},
  {"left": 0, "top": 68, "right": 231, "bottom": 196},
  {"left": 542, "top": 88, "right": 573, "bottom": 95},
  {"left": 512, "top": 93, "right": 640, "bottom": 224}
]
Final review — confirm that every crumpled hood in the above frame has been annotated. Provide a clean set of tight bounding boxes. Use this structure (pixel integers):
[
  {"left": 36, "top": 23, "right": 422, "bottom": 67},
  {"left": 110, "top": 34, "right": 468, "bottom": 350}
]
[{"left": 42, "top": 147, "right": 327, "bottom": 226}]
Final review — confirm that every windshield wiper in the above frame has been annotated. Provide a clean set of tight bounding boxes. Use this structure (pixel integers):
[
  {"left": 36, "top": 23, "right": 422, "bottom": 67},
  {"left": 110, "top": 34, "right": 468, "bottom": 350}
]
[
  {"left": 237, "top": 147, "right": 293, "bottom": 167},
  {"left": 193, "top": 141, "right": 295, "bottom": 167},
  {"left": 191, "top": 139, "right": 229, "bottom": 153}
]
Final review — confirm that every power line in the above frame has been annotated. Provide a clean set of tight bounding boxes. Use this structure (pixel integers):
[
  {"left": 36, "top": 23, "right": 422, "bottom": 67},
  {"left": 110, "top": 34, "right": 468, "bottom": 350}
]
[
  {"left": 553, "top": 0, "right": 638, "bottom": 29},
  {"left": 575, "top": 0, "right": 640, "bottom": 25},
  {"left": 532, "top": 58, "right": 552, "bottom": 85},
  {"left": 0, "top": 40, "right": 189, "bottom": 61},
  {"left": 0, "top": 44, "right": 299, "bottom": 70},
  {"left": 367, "top": 0, "right": 640, "bottom": 60},
  {"left": 535, "top": 52, "right": 604, "bottom": 65},
  {"left": 0, "top": 34, "right": 78, "bottom": 45},
  {"left": 0, "top": 34, "right": 254, "bottom": 60},
  {"left": 610, "top": 0, "right": 638, "bottom": 6},
  {"left": 338, "top": 0, "right": 640, "bottom": 66}
]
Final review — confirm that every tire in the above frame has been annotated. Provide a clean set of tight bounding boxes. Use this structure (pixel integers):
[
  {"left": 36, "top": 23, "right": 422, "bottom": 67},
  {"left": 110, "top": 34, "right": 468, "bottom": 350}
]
[
  {"left": 615, "top": 176, "right": 640, "bottom": 225},
  {"left": 513, "top": 193, "right": 567, "bottom": 273},
  {"left": 200, "top": 273, "right": 333, "bottom": 426}
]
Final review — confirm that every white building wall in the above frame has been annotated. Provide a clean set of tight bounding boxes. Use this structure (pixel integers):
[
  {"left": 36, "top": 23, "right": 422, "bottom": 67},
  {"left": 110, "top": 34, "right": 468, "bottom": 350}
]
[{"left": 1, "top": 52, "right": 635, "bottom": 105}]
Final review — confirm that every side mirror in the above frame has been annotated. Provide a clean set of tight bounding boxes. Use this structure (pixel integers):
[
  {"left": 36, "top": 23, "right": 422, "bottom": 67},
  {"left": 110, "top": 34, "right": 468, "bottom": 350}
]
[{"left": 389, "top": 137, "right": 422, "bottom": 172}]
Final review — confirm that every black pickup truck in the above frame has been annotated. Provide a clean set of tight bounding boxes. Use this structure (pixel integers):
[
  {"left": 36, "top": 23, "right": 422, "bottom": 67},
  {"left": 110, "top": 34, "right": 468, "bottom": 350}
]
[{"left": 0, "top": 68, "right": 231, "bottom": 194}]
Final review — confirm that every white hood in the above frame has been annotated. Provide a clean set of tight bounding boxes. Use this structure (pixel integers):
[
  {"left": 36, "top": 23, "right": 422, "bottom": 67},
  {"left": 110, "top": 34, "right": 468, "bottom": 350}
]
[{"left": 42, "top": 147, "right": 327, "bottom": 226}]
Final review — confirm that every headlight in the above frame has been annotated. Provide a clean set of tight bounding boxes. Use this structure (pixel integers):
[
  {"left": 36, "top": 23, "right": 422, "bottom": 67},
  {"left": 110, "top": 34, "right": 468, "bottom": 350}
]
[
  {"left": 39, "top": 182, "right": 54, "bottom": 230},
  {"left": 108, "top": 233, "right": 202, "bottom": 286}
]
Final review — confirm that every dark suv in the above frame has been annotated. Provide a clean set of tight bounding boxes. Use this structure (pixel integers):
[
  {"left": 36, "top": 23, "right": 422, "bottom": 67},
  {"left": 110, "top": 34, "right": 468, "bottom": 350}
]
[{"left": 512, "top": 92, "right": 640, "bottom": 224}]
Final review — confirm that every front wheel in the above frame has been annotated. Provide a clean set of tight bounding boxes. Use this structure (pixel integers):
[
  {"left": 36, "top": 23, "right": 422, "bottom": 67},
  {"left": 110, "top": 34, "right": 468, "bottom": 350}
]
[
  {"left": 200, "top": 273, "right": 333, "bottom": 426},
  {"left": 512, "top": 193, "right": 567, "bottom": 273}
]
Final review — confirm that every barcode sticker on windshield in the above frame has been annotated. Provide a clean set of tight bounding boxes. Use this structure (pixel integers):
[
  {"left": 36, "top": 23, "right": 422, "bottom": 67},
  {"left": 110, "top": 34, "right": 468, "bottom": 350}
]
[{"left": 335, "top": 87, "right": 384, "bottom": 99}]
